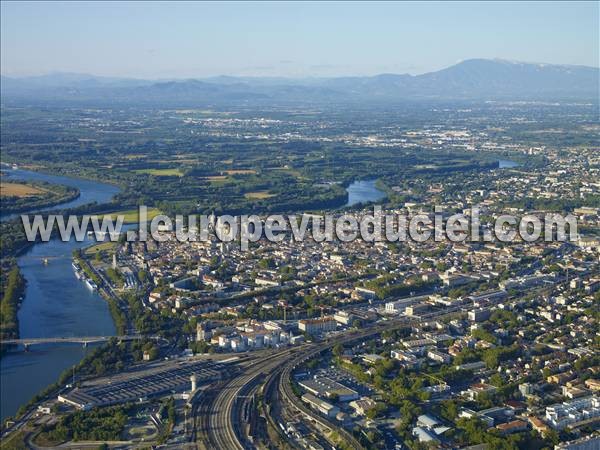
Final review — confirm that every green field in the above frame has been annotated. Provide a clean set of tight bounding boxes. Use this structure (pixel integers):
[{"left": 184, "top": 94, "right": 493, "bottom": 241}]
[
  {"left": 134, "top": 168, "right": 184, "bottom": 177},
  {"left": 100, "top": 207, "right": 162, "bottom": 223},
  {"left": 84, "top": 241, "right": 118, "bottom": 256},
  {"left": 244, "top": 191, "right": 275, "bottom": 199}
]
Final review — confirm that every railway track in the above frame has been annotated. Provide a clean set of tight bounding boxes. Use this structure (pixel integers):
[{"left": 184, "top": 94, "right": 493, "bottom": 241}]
[
  {"left": 194, "top": 348, "right": 302, "bottom": 449},
  {"left": 196, "top": 305, "right": 475, "bottom": 449}
]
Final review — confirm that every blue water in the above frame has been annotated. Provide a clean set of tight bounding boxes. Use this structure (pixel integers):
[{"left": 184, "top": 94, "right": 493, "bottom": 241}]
[
  {"left": 0, "top": 166, "right": 119, "bottom": 221},
  {"left": 1, "top": 168, "right": 119, "bottom": 421},
  {"left": 498, "top": 159, "right": 519, "bottom": 169},
  {"left": 345, "top": 179, "right": 386, "bottom": 206}
]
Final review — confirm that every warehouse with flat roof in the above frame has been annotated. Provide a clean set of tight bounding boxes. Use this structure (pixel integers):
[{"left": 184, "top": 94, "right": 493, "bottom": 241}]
[{"left": 299, "top": 376, "right": 359, "bottom": 401}]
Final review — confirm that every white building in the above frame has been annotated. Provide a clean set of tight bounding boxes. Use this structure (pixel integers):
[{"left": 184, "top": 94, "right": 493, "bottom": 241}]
[
  {"left": 545, "top": 396, "right": 600, "bottom": 429},
  {"left": 298, "top": 317, "right": 337, "bottom": 335},
  {"left": 333, "top": 310, "right": 353, "bottom": 325},
  {"left": 385, "top": 299, "right": 410, "bottom": 314}
]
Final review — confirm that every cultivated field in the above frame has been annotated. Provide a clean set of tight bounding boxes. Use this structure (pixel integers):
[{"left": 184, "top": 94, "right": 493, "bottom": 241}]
[
  {"left": 133, "top": 168, "right": 184, "bottom": 176},
  {"left": 0, "top": 182, "right": 46, "bottom": 197},
  {"left": 100, "top": 207, "right": 162, "bottom": 223},
  {"left": 244, "top": 191, "right": 275, "bottom": 199}
]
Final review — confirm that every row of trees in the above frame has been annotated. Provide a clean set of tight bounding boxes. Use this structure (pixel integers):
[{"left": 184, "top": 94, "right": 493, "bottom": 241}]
[{"left": 0, "top": 265, "right": 24, "bottom": 340}]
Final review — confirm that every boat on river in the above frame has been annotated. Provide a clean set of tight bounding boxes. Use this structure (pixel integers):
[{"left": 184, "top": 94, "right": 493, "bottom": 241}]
[{"left": 84, "top": 279, "right": 98, "bottom": 291}]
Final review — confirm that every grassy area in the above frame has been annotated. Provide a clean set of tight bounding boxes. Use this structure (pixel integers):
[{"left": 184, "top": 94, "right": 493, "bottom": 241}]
[
  {"left": 224, "top": 169, "right": 256, "bottom": 175},
  {"left": 84, "top": 241, "right": 118, "bottom": 256},
  {"left": 0, "top": 430, "right": 27, "bottom": 450},
  {"left": 134, "top": 168, "right": 184, "bottom": 177},
  {"left": 268, "top": 167, "right": 303, "bottom": 178},
  {"left": 0, "top": 182, "right": 46, "bottom": 197},
  {"left": 124, "top": 424, "right": 157, "bottom": 441},
  {"left": 244, "top": 191, "right": 275, "bottom": 200},
  {"left": 73, "top": 253, "right": 102, "bottom": 285},
  {"left": 100, "top": 207, "right": 162, "bottom": 223},
  {"left": 30, "top": 431, "right": 60, "bottom": 448},
  {"left": 203, "top": 175, "right": 229, "bottom": 186},
  {"left": 105, "top": 267, "right": 125, "bottom": 288}
]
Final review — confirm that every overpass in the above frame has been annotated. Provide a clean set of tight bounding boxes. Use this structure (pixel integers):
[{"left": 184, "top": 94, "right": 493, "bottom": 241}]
[{"left": 1, "top": 335, "right": 150, "bottom": 349}]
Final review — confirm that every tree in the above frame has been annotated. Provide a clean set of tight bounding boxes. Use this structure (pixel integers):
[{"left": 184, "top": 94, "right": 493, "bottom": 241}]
[
  {"left": 332, "top": 343, "right": 344, "bottom": 357},
  {"left": 489, "top": 373, "right": 505, "bottom": 387},
  {"left": 440, "top": 399, "right": 459, "bottom": 421},
  {"left": 365, "top": 402, "right": 386, "bottom": 420}
]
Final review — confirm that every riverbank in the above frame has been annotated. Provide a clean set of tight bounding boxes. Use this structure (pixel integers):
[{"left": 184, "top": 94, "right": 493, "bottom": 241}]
[
  {"left": 73, "top": 249, "right": 128, "bottom": 335},
  {"left": 1, "top": 167, "right": 119, "bottom": 422},
  {"left": 0, "top": 179, "right": 80, "bottom": 216},
  {"left": 0, "top": 264, "right": 25, "bottom": 345},
  {"left": 0, "top": 162, "right": 123, "bottom": 190},
  {"left": 0, "top": 165, "right": 122, "bottom": 222},
  {"left": 1, "top": 338, "right": 124, "bottom": 432}
]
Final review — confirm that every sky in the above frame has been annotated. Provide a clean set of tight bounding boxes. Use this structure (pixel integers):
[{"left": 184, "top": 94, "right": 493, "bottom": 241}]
[{"left": 1, "top": 1, "right": 598, "bottom": 79}]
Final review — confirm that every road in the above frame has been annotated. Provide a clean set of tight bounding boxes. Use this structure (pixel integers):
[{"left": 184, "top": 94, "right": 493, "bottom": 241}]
[
  {"left": 1, "top": 335, "right": 147, "bottom": 347},
  {"left": 4, "top": 282, "right": 567, "bottom": 447},
  {"left": 196, "top": 303, "right": 472, "bottom": 450},
  {"left": 191, "top": 320, "right": 422, "bottom": 450}
]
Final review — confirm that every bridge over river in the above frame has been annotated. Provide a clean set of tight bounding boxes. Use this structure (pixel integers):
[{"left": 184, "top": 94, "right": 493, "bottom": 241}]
[{"left": 1, "top": 335, "right": 154, "bottom": 349}]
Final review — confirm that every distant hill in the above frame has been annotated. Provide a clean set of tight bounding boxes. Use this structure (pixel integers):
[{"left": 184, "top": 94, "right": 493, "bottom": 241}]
[
  {"left": 321, "top": 59, "right": 599, "bottom": 99},
  {"left": 2, "top": 59, "right": 598, "bottom": 105}
]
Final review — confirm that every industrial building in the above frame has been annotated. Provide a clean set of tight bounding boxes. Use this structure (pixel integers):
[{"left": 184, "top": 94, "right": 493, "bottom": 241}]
[
  {"left": 298, "top": 317, "right": 337, "bottom": 335},
  {"left": 301, "top": 393, "right": 340, "bottom": 418},
  {"left": 299, "top": 376, "right": 359, "bottom": 402}
]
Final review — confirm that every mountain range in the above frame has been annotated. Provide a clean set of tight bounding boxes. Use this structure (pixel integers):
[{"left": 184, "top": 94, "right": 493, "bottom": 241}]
[{"left": 1, "top": 59, "right": 598, "bottom": 105}]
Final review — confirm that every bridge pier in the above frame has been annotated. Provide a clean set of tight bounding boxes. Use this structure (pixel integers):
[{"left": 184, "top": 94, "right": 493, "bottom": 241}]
[{"left": 23, "top": 343, "right": 30, "bottom": 352}]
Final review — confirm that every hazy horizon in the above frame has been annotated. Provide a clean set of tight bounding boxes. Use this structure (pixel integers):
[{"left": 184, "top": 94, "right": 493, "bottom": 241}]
[
  {"left": 1, "top": 1, "right": 598, "bottom": 79},
  {"left": 2, "top": 57, "right": 600, "bottom": 82}
]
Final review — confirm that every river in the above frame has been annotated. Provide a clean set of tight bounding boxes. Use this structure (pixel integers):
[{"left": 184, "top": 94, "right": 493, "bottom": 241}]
[
  {"left": 0, "top": 166, "right": 119, "bottom": 221},
  {"left": 0, "top": 163, "right": 512, "bottom": 420},
  {"left": 345, "top": 161, "right": 516, "bottom": 207},
  {"left": 0, "top": 168, "right": 119, "bottom": 421}
]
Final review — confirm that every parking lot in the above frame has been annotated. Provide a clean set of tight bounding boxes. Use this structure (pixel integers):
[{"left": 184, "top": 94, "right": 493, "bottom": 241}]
[{"left": 59, "top": 359, "right": 230, "bottom": 409}]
